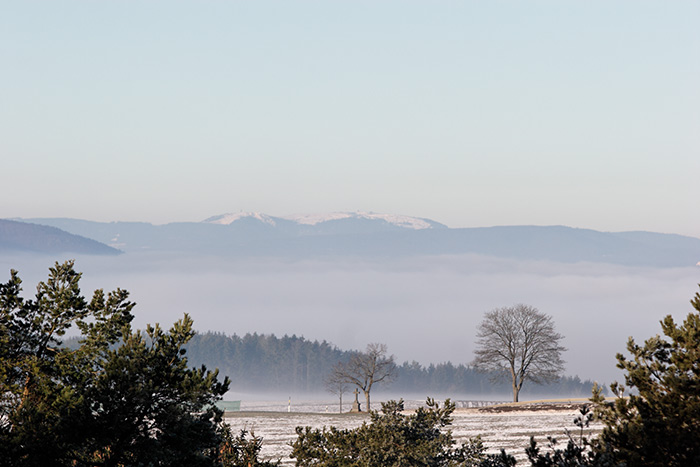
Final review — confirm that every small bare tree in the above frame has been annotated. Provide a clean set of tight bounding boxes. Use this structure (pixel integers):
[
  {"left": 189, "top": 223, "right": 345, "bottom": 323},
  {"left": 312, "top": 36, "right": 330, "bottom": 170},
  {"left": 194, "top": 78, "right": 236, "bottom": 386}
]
[
  {"left": 472, "top": 304, "right": 566, "bottom": 402},
  {"left": 324, "top": 362, "right": 349, "bottom": 413},
  {"left": 331, "top": 343, "right": 396, "bottom": 412}
]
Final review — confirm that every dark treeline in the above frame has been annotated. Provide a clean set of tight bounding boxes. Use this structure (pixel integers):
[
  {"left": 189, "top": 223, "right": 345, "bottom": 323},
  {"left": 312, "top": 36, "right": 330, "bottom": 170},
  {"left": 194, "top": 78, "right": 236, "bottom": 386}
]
[
  {"left": 183, "top": 331, "right": 597, "bottom": 397},
  {"left": 393, "top": 360, "right": 594, "bottom": 397},
  {"left": 184, "top": 332, "right": 346, "bottom": 393}
]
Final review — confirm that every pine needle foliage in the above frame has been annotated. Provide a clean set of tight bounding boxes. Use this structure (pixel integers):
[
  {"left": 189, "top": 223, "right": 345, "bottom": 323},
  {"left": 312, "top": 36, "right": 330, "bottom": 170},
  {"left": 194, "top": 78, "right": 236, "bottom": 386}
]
[
  {"left": 590, "top": 284, "right": 700, "bottom": 466},
  {"left": 526, "top": 284, "right": 700, "bottom": 466},
  {"left": 0, "top": 261, "right": 231, "bottom": 467}
]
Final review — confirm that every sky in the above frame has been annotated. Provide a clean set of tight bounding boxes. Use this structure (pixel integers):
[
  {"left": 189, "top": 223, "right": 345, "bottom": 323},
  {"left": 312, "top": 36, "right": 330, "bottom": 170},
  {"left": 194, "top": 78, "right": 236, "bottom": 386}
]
[{"left": 1, "top": 1, "right": 699, "bottom": 237}]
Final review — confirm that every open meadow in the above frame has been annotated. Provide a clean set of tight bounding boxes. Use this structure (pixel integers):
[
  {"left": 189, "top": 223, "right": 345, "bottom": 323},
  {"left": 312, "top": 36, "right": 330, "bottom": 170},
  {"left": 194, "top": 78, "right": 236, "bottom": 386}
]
[{"left": 224, "top": 399, "right": 601, "bottom": 466}]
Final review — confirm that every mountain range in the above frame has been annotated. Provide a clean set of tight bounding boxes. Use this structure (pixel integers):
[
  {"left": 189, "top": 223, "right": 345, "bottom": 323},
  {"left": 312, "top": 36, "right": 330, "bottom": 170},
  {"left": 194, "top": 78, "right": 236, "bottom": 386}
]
[
  {"left": 5, "top": 211, "right": 700, "bottom": 267},
  {"left": 0, "top": 219, "right": 121, "bottom": 256}
]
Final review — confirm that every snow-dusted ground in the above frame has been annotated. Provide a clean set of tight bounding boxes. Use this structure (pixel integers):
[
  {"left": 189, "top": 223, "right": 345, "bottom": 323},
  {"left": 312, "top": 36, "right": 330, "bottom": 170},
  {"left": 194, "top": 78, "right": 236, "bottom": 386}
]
[{"left": 223, "top": 400, "right": 601, "bottom": 465}]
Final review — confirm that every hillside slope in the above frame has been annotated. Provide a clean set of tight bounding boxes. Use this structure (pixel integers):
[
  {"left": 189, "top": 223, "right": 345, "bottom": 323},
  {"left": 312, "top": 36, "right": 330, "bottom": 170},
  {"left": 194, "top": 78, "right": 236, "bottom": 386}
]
[{"left": 0, "top": 219, "right": 121, "bottom": 255}]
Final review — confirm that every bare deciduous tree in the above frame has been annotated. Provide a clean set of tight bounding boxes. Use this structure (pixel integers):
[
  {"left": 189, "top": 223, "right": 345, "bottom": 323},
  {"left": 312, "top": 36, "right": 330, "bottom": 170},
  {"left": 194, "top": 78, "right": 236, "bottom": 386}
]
[
  {"left": 472, "top": 304, "right": 566, "bottom": 402},
  {"left": 324, "top": 362, "right": 349, "bottom": 413},
  {"left": 330, "top": 343, "right": 397, "bottom": 412}
]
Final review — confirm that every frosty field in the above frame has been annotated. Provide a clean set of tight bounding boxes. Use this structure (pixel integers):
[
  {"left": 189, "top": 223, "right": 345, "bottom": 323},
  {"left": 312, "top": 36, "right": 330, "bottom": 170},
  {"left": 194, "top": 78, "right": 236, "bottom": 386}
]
[{"left": 223, "top": 400, "right": 601, "bottom": 465}]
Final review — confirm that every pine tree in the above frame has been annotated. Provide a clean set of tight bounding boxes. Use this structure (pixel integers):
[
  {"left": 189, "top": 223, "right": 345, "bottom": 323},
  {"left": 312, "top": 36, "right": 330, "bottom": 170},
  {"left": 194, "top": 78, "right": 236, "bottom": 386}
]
[
  {"left": 591, "top": 284, "right": 700, "bottom": 466},
  {"left": 0, "top": 261, "right": 230, "bottom": 466}
]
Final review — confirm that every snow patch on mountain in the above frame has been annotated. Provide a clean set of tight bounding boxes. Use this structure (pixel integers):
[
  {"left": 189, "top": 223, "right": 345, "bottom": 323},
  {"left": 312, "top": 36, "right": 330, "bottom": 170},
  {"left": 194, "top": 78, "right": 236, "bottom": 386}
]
[
  {"left": 202, "top": 212, "right": 277, "bottom": 226},
  {"left": 283, "top": 212, "right": 442, "bottom": 230},
  {"left": 201, "top": 211, "right": 445, "bottom": 230}
]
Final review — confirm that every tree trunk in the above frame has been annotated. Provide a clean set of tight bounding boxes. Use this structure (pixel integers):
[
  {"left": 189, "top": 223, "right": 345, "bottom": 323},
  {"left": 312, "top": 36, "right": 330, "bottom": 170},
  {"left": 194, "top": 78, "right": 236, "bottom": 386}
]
[
  {"left": 512, "top": 373, "right": 520, "bottom": 403},
  {"left": 510, "top": 367, "right": 519, "bottom": 402},
  {"left": 364, "top": 391, "right": 370, "bottom": 413}
]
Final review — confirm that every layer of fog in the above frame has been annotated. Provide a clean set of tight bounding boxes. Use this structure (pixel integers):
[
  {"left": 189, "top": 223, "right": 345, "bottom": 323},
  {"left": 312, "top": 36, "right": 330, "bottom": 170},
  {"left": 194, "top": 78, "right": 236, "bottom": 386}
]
[{"left": 3, "top": 252, "right": 698, "bottom": 385}]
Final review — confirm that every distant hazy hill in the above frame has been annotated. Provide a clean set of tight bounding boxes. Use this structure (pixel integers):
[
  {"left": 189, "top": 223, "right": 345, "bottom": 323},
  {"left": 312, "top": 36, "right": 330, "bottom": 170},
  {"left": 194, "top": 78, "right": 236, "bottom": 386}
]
[
  {"left": 15, "top": 212, "right": 700, "bottom": 267},
  {"left": 0, "top": 219, "right": 121, "bottom": 255}
]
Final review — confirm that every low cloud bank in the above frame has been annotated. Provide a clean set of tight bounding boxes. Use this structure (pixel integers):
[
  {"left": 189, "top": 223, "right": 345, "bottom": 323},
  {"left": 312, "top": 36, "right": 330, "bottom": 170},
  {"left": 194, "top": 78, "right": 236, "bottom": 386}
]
[{"left": 2, "top": 252, "right": 698, "bottom": 385}]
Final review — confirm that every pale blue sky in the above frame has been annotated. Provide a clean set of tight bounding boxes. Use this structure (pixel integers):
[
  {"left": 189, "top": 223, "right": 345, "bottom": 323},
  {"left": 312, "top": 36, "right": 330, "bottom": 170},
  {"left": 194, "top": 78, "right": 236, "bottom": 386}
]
[{"left": 2, "top": 1, "right": 699, "bottom": 236}]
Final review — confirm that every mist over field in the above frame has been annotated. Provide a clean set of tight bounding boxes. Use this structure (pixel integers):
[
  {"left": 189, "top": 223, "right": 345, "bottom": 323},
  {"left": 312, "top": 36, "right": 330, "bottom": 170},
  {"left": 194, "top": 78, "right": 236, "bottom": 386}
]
[{"left": 3, "top": 251, "right": 697, "bottom": 386}]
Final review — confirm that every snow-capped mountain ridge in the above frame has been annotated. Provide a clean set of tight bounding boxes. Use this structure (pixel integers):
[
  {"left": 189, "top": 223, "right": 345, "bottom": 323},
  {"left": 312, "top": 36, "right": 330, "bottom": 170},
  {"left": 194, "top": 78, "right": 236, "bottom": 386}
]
[
  {"left": 283, "top": 212, "right": 444, "bottom": 230},
  {"left": 202, "top": 212, "right": 278, "bottom": 227},
  {"left": 201, "top": 211, "right": 446, "bottom": 230}
]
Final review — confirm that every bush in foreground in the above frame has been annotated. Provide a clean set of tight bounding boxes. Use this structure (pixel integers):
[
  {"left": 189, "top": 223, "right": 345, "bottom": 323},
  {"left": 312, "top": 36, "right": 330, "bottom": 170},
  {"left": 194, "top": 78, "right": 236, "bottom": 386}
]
[{"left": 291, "top": 397, "right": 515, "bottom": 467}]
